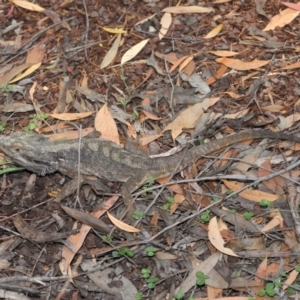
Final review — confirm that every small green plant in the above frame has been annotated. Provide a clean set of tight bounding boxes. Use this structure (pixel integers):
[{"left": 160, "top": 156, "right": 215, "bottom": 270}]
[
  {"left": 163, "top": 197, "right": 175, "bottom": 210},
  {"left": 112, "top": 247, "right": 134, "bottom": 258},
  {"left": 260, "top": 199, "right": 273, "bottom": 208},
  {"left": 141, "top": 176, "right": 155, "bottom": 196},
  {"left": 140, "top": 268, "right": 159, "bottom": 289},
  {"left": 296, "top": 265, "right": 300, "bottom": 272},
  {"left": 200, "top": 210, "right": 210, "bottom": 223},
  {"left": 146, "top": 277, "right": 159, "bottom": 289},
  {"left": 141, "top": 268, "right": 151, "bottom": 279},
  {"left": 147, "top": 176, "right": 155, "bottom": 185},
  {"left": 145, "top": 246, "right": 157, "bottom": 257},
  {"left": 0, "top": 122, "right": 6, "bottom": 132},
  {"left": 135, "top": 292, "right": 143, "bottom": 300},
  {"left": 25, "top": 113, "right": 49, "bottom": 131},
  {"left": 174, "top": 291, "right": 185, "bottom": 299},
  {"left": 133, "top": 210, "right": 144, "bottom": 220},
  {"left": 132, "top": 107, "right": 139, "bottom": 120},
  {"left": 226, "top": 189, "right": 237, "bottom": 199},
  {"left": 243, "top": 212, "right": 254, "bottom": 220},
  {"left": 195, "top": 271, "right": 209, "bottom": 286},
  {"left": 102, "top": 235, "right": 113, "bottom": 244},
  {"left": 258, "top": 282, "right": 276, "bottom": 297},
  {"left": 227, "top": 209, "right": 237, "bottom": 214}
]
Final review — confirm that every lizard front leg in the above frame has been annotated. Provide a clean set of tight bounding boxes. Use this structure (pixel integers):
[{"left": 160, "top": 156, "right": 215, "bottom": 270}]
[{"left": 120, "top": 171, "right": 151, "bottom": 224}]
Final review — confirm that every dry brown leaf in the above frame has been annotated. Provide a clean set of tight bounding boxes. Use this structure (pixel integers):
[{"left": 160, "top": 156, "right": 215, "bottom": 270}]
[
  {"left": 175, "top": 254, "right": 220, "bottom": 294},
  {"left": 182, "top": 59, "right": 196, "bottom": 76},
  {"left": 225, "top": 91, "right": 243, "bottom": 99},
  {"left": 216, "top": 57, "right": 269, "bottom": 70},
  {"left": 261, "top": 210, "right": 283, "bottom": 232},
  {"left": 162, "top": 98, "right": 217, "bottom": 140},
  {"left": 94, "top": 103, "right": 119, "bottom": 144},
  {"left": 155, "top": 251, "right": 178, "bottom": 260},
  {"left": 59, "top": 196, "right": 119, "bottom": 276},
  {"left": 50, "top": 111, "right": 95, "bottom": 121},
  {"left": 0, "top": 63, "right": 33, "bottom": 85},
  {"left": 222, "top": 180, "right": 279, "bottom": 202},
  {"left": 261, "top": 105, "right": 285, "bottom": 112},
  {"left": 11, "top": 0, "right": 44, "bottom": 11},
  {"left": 101, "top": 27, "right": 126, "bottom": 34},
  {"left": 204, "top": 24, "right": 223, "bottom": 39},
  {"left": 139, "top": 133, "right": 162, "bottom": 146},
  {"left": 26, "top": 44, "right": 46, "bottom": 64},
  {"left": 282, "top": 2, "right": 300, "bottom": 10},
  {"left": 283, "top": 269, "right": 299, "bottom": 290},
  {"left": 169, "top": 55, "right": 188, "bottom": 72},
  {"left": 281, "top": 61, "right": 300, "bottom": 69},
  {"left": 134, "top": 13, "right": 157, "bottom": 26},
  {"left": 178, "top": 56, "right": 194, "bottom": 72},
  {"left": 284, "top": 113, "right": 300, "bottom": 128},
  {"left": 81, "top": 72, "right": 88, "bottom": 89},
  {"left": 100, "top": 34, "right": 121, "bottom": 69},
  {"left": 48, "top": 128, "right": 95, "bottom": 141},
  {"left": 208, "top": 50, "right": 238, "bottom": 57},
  {"left": 10, "top": 62, "right": 41, "bottom": 83},
  {"left": 121, "top": 39, "right": 149, "bottom": 65},
  {"left": 170, "top": 194, "right": 185, "bottom": 214},
  {"left": 208, "top": 217, "right": 239, "bottom": 257},
  {"left": 263, "top": 2, "right": 300, "bottom": 31},
  {"left": 159, "top": 12, "right": 172, "bottom": 40},
  {"left": 258, "top": 160, "right": 284, "bottom": 193},
  {"left": 107, "top": 212, "right": 140, "bottom": 233},
  {"left": 162, "top": 6, "right": 214, "bottom": 14}
]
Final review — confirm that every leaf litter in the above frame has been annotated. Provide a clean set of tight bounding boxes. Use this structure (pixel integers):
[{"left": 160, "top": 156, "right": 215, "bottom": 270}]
[{"left": 1, "top": 1, "right": 300, "bottom": 299}]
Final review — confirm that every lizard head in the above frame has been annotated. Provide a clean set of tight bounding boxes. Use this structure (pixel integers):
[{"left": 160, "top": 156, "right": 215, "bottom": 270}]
[{"left": 0, "top": 132, "right": 58, "bottom": 175}]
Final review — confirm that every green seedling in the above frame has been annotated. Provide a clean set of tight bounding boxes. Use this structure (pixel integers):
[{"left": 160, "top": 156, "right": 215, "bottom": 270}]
[
  {"left": 146, "top": 277, "right": 159, "bottom": 289},
  {"left": 133, "top": 211, "right": 143, "bottom": 220},
  {"left": 141, "top": 176, "right": 155, "bottom": 196},
  {"left": 135, "top": 292, "right": 143, "bottom": 300},
  {"left": 260, "top": 199, "right": 273, "bottom": 208},
  {"left": 195, "top": 271, "right": 209, "bottom": 286},
  {"left": 102, "top": 235, "right": 113, "bottom": 244},
  {"left": 132, "top": 107, "right": 139, "bottom": 120},
  {"left": 258, "top": 282, "right": 276, "bottom": 297},
  {"left": 0, "top": 122, "right": 6, "bottom": 132},
  {"left": 141, "top": 268, "right": 151, "bottom": 279},
  {"left": 174, "top": 291, "right": 185, "bottom": 299},
  {"left": 112, "top": 247, "right": 134, "bottom": 258},
  {"left": 243, "top": 212, "right": 254, "bottom": 220},
  {"left": 200, "top": 210, "right": 210, "bottom": 223},
  {"left": 25, "top": 113, "right": 49, "bottom": 131},
  {"left": 163, "top": 196, "right": 175, "bottom": 210},
  {"left": 145, "top": 246, "right": 157, "bottom": 257}
]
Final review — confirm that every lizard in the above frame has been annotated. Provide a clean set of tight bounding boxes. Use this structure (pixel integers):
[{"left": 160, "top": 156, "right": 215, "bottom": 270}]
[{"left": 0, "top": 130, "right": 300, "bottom": 221}]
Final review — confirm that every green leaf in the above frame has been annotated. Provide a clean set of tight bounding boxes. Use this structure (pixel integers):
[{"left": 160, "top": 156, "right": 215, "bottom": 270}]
[
  {"left": 243, "top": 211, "right": 254, "bottom": 220},
  {"left": 258, "top": 289, "right": 266, "bottom": 297}
]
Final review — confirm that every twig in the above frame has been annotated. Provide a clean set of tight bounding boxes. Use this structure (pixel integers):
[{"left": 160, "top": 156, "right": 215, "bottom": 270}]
[{"left": 81, "top": 0, "right": 89, "bottom": 61}]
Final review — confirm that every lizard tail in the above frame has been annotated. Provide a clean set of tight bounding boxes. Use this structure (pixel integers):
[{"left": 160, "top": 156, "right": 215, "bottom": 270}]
[{"left": 159, "top": 130, "right": 300, "bottom": 172}]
